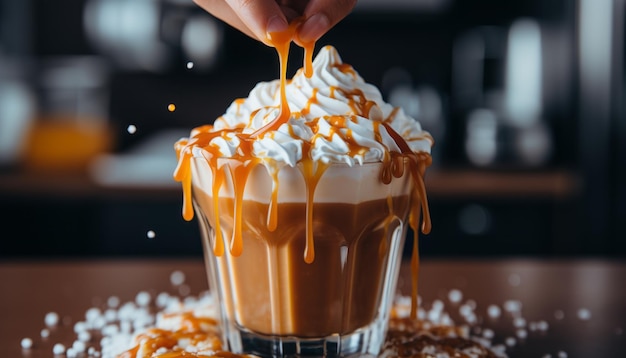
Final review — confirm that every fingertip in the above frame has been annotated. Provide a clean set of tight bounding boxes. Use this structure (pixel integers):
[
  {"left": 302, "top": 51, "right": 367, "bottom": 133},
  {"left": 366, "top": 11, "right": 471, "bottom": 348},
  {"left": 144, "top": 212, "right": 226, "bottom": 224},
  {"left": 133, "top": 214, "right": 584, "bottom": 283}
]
[
  {"left": 297, "top": 13, "right": 330, "bottom": 43},
  {"left": 266, "top": 14, "right": 289, "bottom": 34}
]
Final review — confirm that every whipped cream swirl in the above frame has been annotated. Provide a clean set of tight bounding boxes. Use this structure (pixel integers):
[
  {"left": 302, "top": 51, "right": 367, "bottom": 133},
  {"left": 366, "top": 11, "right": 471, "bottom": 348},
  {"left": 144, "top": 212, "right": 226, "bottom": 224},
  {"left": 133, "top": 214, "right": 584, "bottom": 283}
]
[{"left": 202, "top": 45, "right": 432, "bottom": 166}]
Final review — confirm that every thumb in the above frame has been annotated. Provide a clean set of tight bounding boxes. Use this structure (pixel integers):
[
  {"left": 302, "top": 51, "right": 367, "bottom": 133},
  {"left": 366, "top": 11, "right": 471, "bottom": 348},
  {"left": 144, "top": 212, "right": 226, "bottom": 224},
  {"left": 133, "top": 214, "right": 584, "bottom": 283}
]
[{"left": 296, "top": 0, "right": 357, "bottom": 44}]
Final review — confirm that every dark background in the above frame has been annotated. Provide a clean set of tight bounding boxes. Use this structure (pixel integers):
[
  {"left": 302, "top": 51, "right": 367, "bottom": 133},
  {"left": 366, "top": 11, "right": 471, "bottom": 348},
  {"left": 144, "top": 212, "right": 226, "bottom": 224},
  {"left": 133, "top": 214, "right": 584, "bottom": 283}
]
[{"left": 1, "top": 0, "right": 624, "bottom": 260}]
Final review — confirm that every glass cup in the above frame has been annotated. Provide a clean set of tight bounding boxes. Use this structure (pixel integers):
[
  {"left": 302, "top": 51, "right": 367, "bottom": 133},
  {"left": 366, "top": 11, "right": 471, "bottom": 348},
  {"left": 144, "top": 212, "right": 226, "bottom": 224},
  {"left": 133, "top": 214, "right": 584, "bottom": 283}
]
[{"left": 191, "top": 157, "right": 414, "bottom": 357}]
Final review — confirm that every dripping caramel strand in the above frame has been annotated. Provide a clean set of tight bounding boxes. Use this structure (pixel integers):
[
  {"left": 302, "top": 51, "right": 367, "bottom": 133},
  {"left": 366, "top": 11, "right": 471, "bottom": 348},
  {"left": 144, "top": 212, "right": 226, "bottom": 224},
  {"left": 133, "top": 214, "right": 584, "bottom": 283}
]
[
  {"left": 174, "top": 27, "right": 432, "bottom": 325},
  {"left": 249, "top": 19, "right": 302, "bottom": 138},
  {"left": 174, "top": 18, "right": 316, "bottom": 259}
]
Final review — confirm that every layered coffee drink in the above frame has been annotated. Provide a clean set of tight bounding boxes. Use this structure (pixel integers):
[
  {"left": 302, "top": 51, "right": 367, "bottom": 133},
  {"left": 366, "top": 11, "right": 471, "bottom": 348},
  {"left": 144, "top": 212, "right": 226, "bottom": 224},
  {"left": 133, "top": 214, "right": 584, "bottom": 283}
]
[
  {"left": 174, "top": 24, "right": 433, "bottom": 356},
  {"left": 192, "top": 160, "right": 412, "bottom": 338}
]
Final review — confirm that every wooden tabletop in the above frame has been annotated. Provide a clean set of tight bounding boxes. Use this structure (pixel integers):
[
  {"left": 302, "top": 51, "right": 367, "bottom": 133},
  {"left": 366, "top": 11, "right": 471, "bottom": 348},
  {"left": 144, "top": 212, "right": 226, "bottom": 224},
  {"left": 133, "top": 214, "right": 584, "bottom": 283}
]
[{"left": 1, "top": 258, "right": 624, "bottom": 357}]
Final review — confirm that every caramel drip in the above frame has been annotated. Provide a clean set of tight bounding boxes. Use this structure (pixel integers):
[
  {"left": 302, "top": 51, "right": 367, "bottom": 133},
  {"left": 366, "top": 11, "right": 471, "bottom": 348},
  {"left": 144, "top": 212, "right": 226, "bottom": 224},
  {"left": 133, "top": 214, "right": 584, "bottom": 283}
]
[
  {"left": 334, "top": 63, "right": 357, "bottom": 78},
  {"left": 301, "top": 87, "right": 319, "bottom": 116},
  {"left": 226, "top": 159, "right": 257, "bottom": 257},
  {"left": 117, "top": 313, "right": 228, "bottom": 358},
  {"left": 234, "top": 98, "right": 245, "bottom": 115},
  {"left": 325, "top": 115, "right": 369, "bottom": 157},
  {"left": 117, "top": 312, "right": 221, "bottom": 358},
  {"left": 174, "top": 18, "right": 322, "bottom": 262},
  {"left": 380, "top": 122, "right": 432, "bottom": 320},
  {"left": 249, "top": 21, "right": 299, "bottom": 138},
  {"left": 409, "top": 198, "right": 421, "bottom": 320},
  {"left": 302, "top": 41, "right": 315, "bottom": 78},
  {"left": 266, "top": 162, "right": 280, "bottom": 232},
  {"left": 385, "top": 107, "right": 400, "bottom": 122},
  {"left": 210, "top": 161, "right": 225, "bottom": 256},
  {"left": 300, "top": 155, "right": 328, "bottom": 264},
  {"left": 174, "top": 130, "right": 227, "bottom": 221},
  {"left": 329, "top": 86, "right": 377, "bottom": 118}
]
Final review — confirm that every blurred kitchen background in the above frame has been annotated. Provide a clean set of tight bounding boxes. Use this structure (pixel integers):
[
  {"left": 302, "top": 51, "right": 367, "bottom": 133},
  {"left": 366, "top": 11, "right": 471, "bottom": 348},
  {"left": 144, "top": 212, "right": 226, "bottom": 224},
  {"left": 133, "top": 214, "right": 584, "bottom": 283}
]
[{"left": 0, "top": 0, "right": 624, "bottom": 259}]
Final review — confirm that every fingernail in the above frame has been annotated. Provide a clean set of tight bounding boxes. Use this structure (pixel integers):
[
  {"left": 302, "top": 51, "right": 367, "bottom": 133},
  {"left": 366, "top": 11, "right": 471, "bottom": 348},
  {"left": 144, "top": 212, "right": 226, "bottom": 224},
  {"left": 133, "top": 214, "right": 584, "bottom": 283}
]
[
  {"left": 298, "top": 13, "right": 330, "bottom": 43},
  {"left": 266, "top": 15, "right": 288, "bottom": 35}
]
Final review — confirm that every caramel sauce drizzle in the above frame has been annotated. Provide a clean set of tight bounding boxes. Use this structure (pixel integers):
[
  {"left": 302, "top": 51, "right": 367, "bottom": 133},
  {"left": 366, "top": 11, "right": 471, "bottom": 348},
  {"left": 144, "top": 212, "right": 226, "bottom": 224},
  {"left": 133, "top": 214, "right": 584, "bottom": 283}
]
[
  {"left": 173, "top": 19, "right": 432, "bottom": 322},
  {"left": 302, "top": 41, "right": 315, "bottom": 78},
  {"left": 117, "top": 313, "right": 240, "bottom": 358}
]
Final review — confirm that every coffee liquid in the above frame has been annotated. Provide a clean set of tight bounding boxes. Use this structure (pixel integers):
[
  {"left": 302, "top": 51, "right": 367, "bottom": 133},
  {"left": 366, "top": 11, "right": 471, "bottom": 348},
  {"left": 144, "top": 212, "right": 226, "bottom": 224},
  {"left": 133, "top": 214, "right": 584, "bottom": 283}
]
[{"left": 195, "top": 191, "right": 411, "bottom": 337}]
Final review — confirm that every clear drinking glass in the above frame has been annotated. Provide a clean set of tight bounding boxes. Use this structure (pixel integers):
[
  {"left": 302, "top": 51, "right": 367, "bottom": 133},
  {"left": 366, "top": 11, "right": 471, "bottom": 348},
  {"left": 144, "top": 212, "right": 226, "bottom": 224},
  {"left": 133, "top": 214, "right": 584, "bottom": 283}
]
[{"left": 191, "top": 157, "right": 413, "bottom": 357}]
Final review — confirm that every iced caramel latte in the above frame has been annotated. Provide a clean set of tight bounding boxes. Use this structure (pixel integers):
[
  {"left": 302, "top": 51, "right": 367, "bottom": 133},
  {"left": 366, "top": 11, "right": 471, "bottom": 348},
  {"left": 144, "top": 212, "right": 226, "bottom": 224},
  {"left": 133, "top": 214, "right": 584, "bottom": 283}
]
[{"left": 174, "top": 41, "right": 432, "bottom": 357}]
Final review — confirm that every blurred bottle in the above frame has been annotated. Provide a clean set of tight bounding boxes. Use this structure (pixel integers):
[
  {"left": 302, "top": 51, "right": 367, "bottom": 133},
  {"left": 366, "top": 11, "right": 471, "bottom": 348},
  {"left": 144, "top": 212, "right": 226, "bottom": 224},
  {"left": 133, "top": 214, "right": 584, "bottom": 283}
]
[
  {"left": 0, "top": 55, "right": 35, "bottom": 169},
  {"left": 453, "top": 19, "right": 553, "bottom": 170},
  {"left": 21, "top": 56, "right": 114, "bottom": 174}
]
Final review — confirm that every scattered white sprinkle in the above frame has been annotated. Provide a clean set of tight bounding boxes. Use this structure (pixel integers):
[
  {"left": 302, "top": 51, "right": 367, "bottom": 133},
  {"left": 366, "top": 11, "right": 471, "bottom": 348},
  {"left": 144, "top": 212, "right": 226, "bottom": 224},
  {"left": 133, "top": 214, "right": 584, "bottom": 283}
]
[
  {"left": 156, "top": 292, "right": 170, "bottom": 307},
  {"left": 40, "top": 328, "right": 50, "bottom": 338},
  {"left": 127, "top": 124, "right": 137, "bottom": 134},
  {"left": 92, "top": 315, "right": 106, "bottom": 330},
  {"left": 558, "top": 351, "right": 568, "bottom": 358},
  {"left": 466, "top": 299, "right": 477, "bottom": 309},
  {"left": 465, "top": 313, "right": 477, "bottom": 324},
  {"left": 53, "top": 343, "right": 66, "bottom": 355},
  {"left": 186, "top": 61, "right": 194, "bottom": 69},
  {"left": 136, "top": 291, "right": 151, "bottom": 307},
  {"left": 104, "top": 308, "right": 117, "bottom": 322},
  {"left": 156, "top": 347, "right": 169, "bottom": 354},
  {"left": 504, "top": 300, "right": 522, "bottom": 313},
  {"left": 440, "top": 313, "right": 453, "bottom": 326},
  {"left": 72, "top": 340, "right": 86, "bottom": 353},
  {"left": 147, "top": 230, "right": 156, "bottom": 239},
  {"left": 120, "top": 320, "right": 132, "bottom": 334},
  {"left": 554, "top": 310, "right": 565, "bottom": 320},
  {"left": 577, "top": 308, "right": 592, "bottom": 321},
  {"left": 88, "top": 347, "right": 96, "bottom": 355},
  {"left": 101, "top": 324, "right": 119, "bottom": 336},
  {"left": 107, "top": 296, "right": 120, "bottom": 308},
  {"left": 491, "top": 344, "right": 507, "bottom": 355},
  {"left": 45, "top": 312, "right": 60, "bottom": 327},
  {"left": 448, "top": 289, "right": 463, "bottom": 303},
  {"left": 170, "top": 270, "right": 186, "bottom": 286},
  {"left": 472, "top": 336, "right": 492, "bottom": 349},
  {"left": 508, "top": 273, "right": 521, "bottom": 287},
  {"left": 86, "top": 307, "right": 101, "bottom": 322},
  {"left": 482, "top": 328, "right": 494, "bottom": 339},
  {"left": 487, "top": 304, "right": 501, "bottom": 318},
  {"left": 459, "top": 304, "right": 473, "bottom": 317},
  {"left": 20, "top": 337, "right": 33, "bottom": 349},
  {"left": 428, "top": 309, "right": 441, "bottom": 322},
  {"left": 67, "top": 347, "right": 77, "bottom": 357},
  {"left": 432, "top": 299, "right": 444, "bottom": 311},
  {"left": 78, "top": 330, "right": 91, "bottom": 342},
  {"left": 513, "top": 317, "right": 527, "bottom": 328},
  {"left": 74, "top": 321, "right": 88, "bottom": 334},
  {"left": 537, "top": 320, "right": 549, "bottom": 331},
  {"left": 505, "top": 336, "right": 516, "bottom": 347},
  {"left": 516, "top": 328, "right": 528, "bottom": 339}
]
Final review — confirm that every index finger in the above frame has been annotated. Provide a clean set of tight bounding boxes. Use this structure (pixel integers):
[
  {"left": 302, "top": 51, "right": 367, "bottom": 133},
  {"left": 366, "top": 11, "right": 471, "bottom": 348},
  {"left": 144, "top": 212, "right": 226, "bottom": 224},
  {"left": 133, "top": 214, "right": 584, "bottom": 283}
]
[{"left": 225, "top": 0, "right": 289, "bottom": 45}]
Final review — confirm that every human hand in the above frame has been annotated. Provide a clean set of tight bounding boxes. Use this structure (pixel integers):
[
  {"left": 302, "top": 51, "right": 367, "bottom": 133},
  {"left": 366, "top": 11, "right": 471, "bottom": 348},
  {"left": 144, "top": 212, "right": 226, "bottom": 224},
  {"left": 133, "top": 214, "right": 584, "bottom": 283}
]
[{"left": 193, "top": 0, "right": 357, "bottom": 46}]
